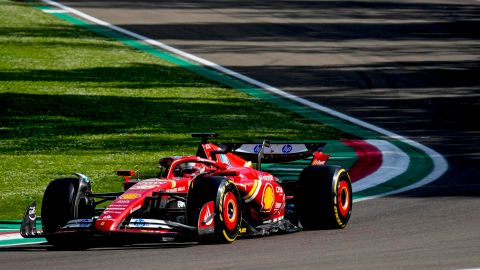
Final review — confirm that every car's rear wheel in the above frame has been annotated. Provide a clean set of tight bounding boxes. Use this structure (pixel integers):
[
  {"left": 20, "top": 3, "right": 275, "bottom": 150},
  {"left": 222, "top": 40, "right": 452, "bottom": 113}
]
[
  {"left": 187, "top": 176, "right": 241, "bottom": 244},
  {"left": 295, "top": 165, "right": 352, "bottom": 229},
  {"left": 41, "top": 177, "right": 94, "bottom": 249}
]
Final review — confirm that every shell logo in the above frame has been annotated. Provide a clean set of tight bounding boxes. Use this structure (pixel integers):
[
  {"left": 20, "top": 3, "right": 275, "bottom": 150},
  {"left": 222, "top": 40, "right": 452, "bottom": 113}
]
[
  {"left": 262, "top": 184, "right": 275, "bottom": 212},
  {"left": 120, "top": 193, "right": 140, "bottom": 200}
]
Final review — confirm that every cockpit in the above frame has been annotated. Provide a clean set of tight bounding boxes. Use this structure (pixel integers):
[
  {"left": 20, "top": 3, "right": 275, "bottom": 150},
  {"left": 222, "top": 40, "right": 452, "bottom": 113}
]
[{"left": 158, "top": 156, "right": 218, "bottom": 179}]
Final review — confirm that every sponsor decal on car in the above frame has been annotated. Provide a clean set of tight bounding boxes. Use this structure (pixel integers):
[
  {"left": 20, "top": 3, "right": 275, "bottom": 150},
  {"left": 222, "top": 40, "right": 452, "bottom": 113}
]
[
  {"left": 275, "top": 202, "right": 283, "bottom": 210},
  {"left": 282, "top": 144, "right": 293, "bottom": 153},
  {"left": 64, "top": 219, "right": 93, "bottom": 228},
  {"left": 98, "top": 215, "right": 115, "bottom": 221},
  {"left": 261, "top": 184, "right": 275, "bottom": 212},
  {"left": 130, "top": 205, "right": 141, "bottom": 214},
  {"left": 105, "top": 207, "right": 126, "bottom": 211},
  {"left": 116, "top": 200, "right": 131, "bottom": 204},
  {"left": 102, "top": 210, "right": 122, "bottom": 214},
  {"left": 259, "top": 174, "right": 274, "bottom": 181},
  {"left": 127, "top": 219, "right": 173, "bottom": 229},
  {"left": 120, "top": 193, "right": 141, "bottom": 200},
  {"left": 165, "top": 186, "right": 186, "bottom": 193},
  {"left": 129, "top": 179, "right": 171, "bottom": 190},
  {"left": 130, "top": 184, "right": 157, "bottom": 190},
  {"left": 237, "top": 143, "right": 308, "bottom": 154},
  {"left": 131, "top": 219, "right": 146, "bottom": 227}
]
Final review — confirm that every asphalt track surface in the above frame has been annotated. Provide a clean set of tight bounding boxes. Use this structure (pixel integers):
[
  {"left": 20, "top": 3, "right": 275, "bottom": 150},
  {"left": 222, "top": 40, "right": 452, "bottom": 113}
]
[{"left": 1, "top": 0, "right": 479, "bottom": 269}]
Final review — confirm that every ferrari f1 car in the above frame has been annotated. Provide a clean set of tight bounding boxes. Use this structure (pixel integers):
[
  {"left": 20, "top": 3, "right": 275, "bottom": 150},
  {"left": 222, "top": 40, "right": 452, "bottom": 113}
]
[{"left": 21, "top": 133, "right": 352, "bottom": 248}]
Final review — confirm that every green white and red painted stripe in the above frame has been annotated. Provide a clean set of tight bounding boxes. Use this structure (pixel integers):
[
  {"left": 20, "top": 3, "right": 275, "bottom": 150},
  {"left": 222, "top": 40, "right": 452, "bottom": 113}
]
[
  {"left": 0, "top": 0, "right": 448, "bottom": 247},
  {"left": 0, "top": 221, "right": 44, "bottom": 247}
]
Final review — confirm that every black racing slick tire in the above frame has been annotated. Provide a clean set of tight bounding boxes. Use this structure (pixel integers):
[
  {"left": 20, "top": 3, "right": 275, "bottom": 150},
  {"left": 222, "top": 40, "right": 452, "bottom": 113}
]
[
  {"left": 187, "top": 176, "right": 242, "bottom": 244},
  {"left": 41, "top": 177, "right": 94, "bottom": 249},
  {"left": 296, "top": 165, "right": 352, "bottom": 229}
]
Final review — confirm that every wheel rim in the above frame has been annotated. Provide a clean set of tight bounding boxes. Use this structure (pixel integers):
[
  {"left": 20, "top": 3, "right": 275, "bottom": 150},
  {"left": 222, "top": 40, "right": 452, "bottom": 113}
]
[
  {"left": 337, "top": 180, "right": 351, "bottom": 217},
  {"left": 223, "top": 191, "right": 238, "bottom": 231}
]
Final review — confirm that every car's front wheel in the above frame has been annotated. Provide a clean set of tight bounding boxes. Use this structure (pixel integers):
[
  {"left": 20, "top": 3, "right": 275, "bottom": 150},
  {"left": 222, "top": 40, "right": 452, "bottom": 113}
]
[
  {"left": 41, "top": 177, "right": 94, "bottom": 249},
  {"left": 187, "top": 176, "right": 242, "bottom": 244}
]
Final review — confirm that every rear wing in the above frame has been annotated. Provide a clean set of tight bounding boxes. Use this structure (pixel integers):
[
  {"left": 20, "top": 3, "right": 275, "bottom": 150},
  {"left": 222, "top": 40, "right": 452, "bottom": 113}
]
[
  {"left": 222, "top": 141, "right": 326, "bottom": 163},
  {"left": 191, "top": 134, "right": 329, "bottom": 170}
]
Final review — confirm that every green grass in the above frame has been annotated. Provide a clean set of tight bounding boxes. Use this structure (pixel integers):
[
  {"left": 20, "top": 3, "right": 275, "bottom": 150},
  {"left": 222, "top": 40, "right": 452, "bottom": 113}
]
[{"left": 0, "top": 0, "right": 347, "bottom": 219}]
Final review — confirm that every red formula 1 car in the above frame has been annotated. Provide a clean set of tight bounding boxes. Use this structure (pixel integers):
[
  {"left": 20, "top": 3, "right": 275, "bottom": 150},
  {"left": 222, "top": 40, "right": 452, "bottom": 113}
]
[{"left": 21, "top": 133, "right": 352, "bottom": 248}]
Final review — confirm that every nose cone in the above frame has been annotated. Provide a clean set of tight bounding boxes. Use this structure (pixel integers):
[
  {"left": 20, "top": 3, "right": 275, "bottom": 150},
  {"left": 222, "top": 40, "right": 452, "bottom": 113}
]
[{"left": 95, "top": 219, "right": 116, "bottom": 232}]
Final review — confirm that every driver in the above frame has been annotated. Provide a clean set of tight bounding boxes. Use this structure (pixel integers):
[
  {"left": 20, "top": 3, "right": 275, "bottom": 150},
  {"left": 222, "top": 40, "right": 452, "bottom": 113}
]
[{"left": 174, "top": 162, "right": 205, "bottom": 178}]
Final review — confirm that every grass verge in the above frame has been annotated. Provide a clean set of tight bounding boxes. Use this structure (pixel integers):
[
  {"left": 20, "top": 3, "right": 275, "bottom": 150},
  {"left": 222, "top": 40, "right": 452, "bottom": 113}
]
[{"left": 0, "top": 0, "right": 347, "bottom": 219}]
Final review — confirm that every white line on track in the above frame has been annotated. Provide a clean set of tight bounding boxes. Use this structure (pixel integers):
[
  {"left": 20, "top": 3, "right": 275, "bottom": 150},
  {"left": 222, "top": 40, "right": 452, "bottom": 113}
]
[
  {"left": 0, "top": 241, "right": 45, "bottom": 247},
  {"left": 41, "top": 9, "right": 70, "bottom": 13},
  {"left": 0, "top": 232, "right": 24, "bottom": 241},
  {"left": 41, "top": 0, "right": 448, "bottom": 199}
]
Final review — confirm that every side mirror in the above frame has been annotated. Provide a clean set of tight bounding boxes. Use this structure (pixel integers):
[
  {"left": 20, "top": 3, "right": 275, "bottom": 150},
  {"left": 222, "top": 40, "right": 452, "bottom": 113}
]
[
  {"left": 116, "top": 170, "right": 135, "bottom": 182},
  {"left": 217, "top": 163, "right": 229, "bottom": 170}
]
